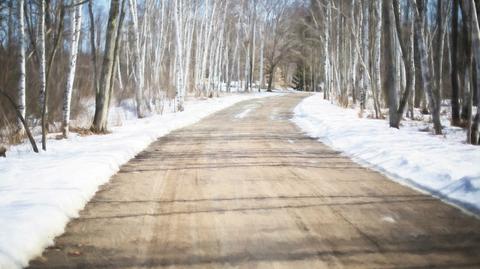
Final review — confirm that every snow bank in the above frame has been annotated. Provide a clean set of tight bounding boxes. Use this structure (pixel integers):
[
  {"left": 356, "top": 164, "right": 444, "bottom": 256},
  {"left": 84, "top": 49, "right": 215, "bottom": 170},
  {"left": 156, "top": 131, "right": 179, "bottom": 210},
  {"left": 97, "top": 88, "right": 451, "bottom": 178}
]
[
  {"left": 0, "top": 92, "right": 280, "bottom": 269},
  {"left": 293, "top": 94, "right": 480, "bottom": 215}
]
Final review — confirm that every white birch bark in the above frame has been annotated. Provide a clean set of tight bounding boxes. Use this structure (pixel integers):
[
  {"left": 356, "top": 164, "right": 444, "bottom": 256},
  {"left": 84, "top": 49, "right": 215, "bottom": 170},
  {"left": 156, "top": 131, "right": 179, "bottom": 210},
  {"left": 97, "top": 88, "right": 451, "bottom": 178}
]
[
  {"left": 411, "top": 0, "right": 442, "bottom": 134},
  {"left": 258, "top": 12, "right": 266, "bottom": 91},
  {"left": 173, "top": 0, "right": 186, "bottom": 111},
  {"left": 62, "top": 0, "right": 83, "bottom": 138},
  {"left": 372, "top": 0, "right": 382, "bottom": 118},
  {"left": 39, "top": 0, "right": 47, "bottom": 150},
  {"left": 323, "top": 1, "right": 330, "bottom": 99},
  {"left": 17, "top": 0, "right": 26, "bottom": 132},
  {"left": 128, "top": 0, "right": 145, "bottom": 117},
  {"left": 360, "top": 1, "right": 370, "bottom": 114}
]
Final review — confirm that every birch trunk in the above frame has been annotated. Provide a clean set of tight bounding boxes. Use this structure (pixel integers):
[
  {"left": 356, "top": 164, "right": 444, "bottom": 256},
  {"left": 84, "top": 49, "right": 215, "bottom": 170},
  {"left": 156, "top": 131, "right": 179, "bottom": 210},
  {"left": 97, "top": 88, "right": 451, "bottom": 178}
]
[
  {"left": 350, "top": 0, "right": 357, "bottom": 104},
  {"left": 17, "top": 0, "right": 26, "bottom": 133},
  {"left": 323, "top": 2, "right": 330, "bottom": 99},
  {"left": 62, "top": 1, "right": 82, "bottom": 138},
  {"left": 39, "top": 0, "right": 47, "bottom": 150},
  {"left": 360, "top": 1, "right": 372, "bottom": 116},
  {"left": 173, "top": 0, "right": 186, "bottom": 110},
  {"left": 411, "top": 0, "right": 442, "bottom": 134},
  {"left": 373, "top": 0, "right": 382, "bottom": 119},
  {"left": 128, "top": 0, "right": 145, "bottom": 117},
  {"left": 259, "top": 20, "right": 265, "bottom": 91},
  {"left": 392, "top": 0, "right": 415, "bottom": 127}
]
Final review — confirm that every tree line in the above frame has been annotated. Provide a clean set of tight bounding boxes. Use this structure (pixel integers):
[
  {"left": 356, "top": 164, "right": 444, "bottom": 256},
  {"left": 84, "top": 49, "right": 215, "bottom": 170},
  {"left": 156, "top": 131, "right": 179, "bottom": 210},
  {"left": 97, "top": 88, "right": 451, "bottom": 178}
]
[
  {"left": 2, "top": 0, "right": 479, "bottom": 153},
  {"left": 298, "top": 0, "right": 480, "bottom": 145},
  {"left": 0, "top": 0, "right": 297, "bottom": 152}
]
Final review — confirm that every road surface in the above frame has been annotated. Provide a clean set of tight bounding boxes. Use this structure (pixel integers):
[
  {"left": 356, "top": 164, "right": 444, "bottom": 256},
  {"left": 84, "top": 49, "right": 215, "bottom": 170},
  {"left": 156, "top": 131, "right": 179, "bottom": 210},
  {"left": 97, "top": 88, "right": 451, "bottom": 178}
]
[{"left": 29, "top": 94, "right": 480, "bottom": 269}]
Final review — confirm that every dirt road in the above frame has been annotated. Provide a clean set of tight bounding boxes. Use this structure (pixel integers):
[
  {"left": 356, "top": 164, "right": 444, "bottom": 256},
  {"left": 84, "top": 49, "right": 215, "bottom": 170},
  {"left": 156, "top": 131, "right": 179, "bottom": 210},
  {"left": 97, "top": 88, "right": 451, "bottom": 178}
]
[{"left": 29, "top": 94, "right": 480, "bottom": 268}]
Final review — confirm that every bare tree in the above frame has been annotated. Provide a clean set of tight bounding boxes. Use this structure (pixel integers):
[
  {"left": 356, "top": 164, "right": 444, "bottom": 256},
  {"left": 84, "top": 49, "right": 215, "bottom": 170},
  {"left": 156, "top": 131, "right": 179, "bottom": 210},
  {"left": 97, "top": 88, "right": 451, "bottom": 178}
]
[
  {"left": 16, "top": 0, "right": 26, "bottom": 134},
  {"left": 384, "top": 0, "right": 398, "bottom": 127},
  {"left": 92, "top": 0, "right": 124, "bottom": 133},
  {"left": 411, "top": 0, "right": 442, "bottom": 134},
  {"left": 62, "top": 0, "right": 83, "bottom": 138},
  {"left": 39, "top": 0, "right": 47, "bottom": 150},
  {"left": 472, "top": 0, "right": 480, "bottom": 144}
]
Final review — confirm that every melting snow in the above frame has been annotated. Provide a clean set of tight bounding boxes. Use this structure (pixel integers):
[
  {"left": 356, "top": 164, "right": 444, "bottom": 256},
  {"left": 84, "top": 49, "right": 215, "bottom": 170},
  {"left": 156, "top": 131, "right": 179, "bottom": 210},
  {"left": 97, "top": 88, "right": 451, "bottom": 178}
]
[
  {"left": 293, "top": 93, "right": 480, "bottom": 215},
  {"left": 0, "top": 92, "right": 281, "bottom": 269}
]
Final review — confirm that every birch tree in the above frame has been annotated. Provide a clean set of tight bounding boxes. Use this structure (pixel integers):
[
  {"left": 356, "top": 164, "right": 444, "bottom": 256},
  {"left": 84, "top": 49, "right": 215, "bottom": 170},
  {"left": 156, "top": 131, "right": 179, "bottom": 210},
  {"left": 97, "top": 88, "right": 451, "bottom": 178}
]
[
  {"left": 128, "top": 0, "right": 145, "bottom": 117},
  {"left": 372, "top": 0, "right": 382, "bottom": 119},
  {"left": 172, "top": 0, "right": 186, "bottom": 111},
  {"left": 390, "top": 0, "right": 415, "bottom": 127},
  {"left": 17, "top": 0, "right": 26, "bottom": 134},
  {"left": 62, "top": 0, "right": 83, "bottom": 138},
  {"left": 411, "top": 0, "right": 442, "bottom": 134},
  {"left": 39, "top": 0, "right": 47, "bottom": 150}
]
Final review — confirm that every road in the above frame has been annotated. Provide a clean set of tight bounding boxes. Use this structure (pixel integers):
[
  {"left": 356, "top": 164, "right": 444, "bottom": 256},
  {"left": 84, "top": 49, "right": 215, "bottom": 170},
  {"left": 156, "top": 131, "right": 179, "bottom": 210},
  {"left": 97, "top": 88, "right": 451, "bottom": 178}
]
[{"left": 29, "top": 94, "right": 480, "bottom": 269}]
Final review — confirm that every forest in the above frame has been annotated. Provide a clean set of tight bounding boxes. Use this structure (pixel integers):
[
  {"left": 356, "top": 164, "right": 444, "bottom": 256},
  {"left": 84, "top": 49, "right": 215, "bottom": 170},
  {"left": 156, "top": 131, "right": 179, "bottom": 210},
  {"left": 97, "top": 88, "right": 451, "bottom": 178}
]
[
  {"left": 2, "top": 1, "right": 480, "bottom": 268},
  {"left": 0, "top": 0, "right": 479, "bottom": 151}
]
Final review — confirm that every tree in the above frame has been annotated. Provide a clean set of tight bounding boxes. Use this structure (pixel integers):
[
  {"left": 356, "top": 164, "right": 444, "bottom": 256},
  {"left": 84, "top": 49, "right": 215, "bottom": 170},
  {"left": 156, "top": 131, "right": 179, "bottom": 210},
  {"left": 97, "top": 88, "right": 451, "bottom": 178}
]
[
  {"left": 372, "top": 0, "right": 383, "bottom": 119},
  {"left": 0, "top": 90, "right": 38, "bottom": 153},
  {"left": 91, "top": 0, "right": 124, "bottom": 133},
  {"left": 39, "top": 0, "right": 47, "bottom": 150},
  {"left": 391, "top": 0, "right": 415, "bottom": 128},
  {"left": 460, "top": 0, "right": 473, "bottom": 142},
  {"left": 16, "top": 0, "right": 26, "bottom": 135},
  {"left": 411, "top": 0, "right": 442, "bottom": 134},
  {"left": 264, "top": 0, "right": 294, "bottom": 92},
  {"left": 451, "top": 0, "right": 461, "bottom": 126},
  {"left": 471, "top": 0, "right": 480, "bottom": 144},
  {"left": 384, "top": 0, "right": 398, "bottom": 127},
  {"left": 62, "top": 0, "right": 83, "bottom": 138},
  {"left": 128, "top": 0, "right": 145, "bottom": 117}
]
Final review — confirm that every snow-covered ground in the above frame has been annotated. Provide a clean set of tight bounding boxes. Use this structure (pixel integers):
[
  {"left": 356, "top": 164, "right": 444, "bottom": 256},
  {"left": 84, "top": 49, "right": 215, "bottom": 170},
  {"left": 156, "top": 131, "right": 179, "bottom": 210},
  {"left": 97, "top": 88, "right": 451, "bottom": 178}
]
[
  {"left": 293, "top": 93, "right": 480, "bottom": 215},
  {"left": 0, "top": 92, "right": 281, "bottom": 269}
]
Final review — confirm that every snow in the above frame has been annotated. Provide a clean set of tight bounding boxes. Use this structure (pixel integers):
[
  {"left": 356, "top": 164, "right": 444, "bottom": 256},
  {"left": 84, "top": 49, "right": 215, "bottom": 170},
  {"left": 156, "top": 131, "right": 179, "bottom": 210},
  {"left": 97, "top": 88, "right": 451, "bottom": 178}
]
[
  {"left": 235, "top": 108, "right": 253, "bottom": 119},
  {"left": 382, "top": 216, "right": 396, "bottom": 223},
  {"left": 293, "top": 93, "right": 480, "bottom": 215},
  {"left": 0, "top": 92, "right": 281, "bottom": 269}
]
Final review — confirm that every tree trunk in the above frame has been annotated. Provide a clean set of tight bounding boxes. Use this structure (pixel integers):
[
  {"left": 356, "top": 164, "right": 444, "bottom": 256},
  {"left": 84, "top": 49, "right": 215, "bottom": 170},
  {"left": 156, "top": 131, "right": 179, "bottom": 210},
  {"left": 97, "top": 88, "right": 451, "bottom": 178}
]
[
  {"left": 451, "top": 0, "right": 461, "bottom": 126},
  {"left": 128, "top": 0, "right": 145, "bottom": 118},
  {"left": 471, "top": 0, "right": 480, "bottom": 144},
  {"left": 392, "top": 0, "right": 415, "bottom": 127},
  {"left": 458, "top": 0, "right": 473, "bottom": 143},
  {"left": 411, "top": 0, "right": 442, "bottom": 134},
  {"left": 62, "top": 0, "right": 82, "bottom": 138},
  {"left": 88, "top": 0, "right": 98, "bottom": 98},
  {"left": 0, "top": 91, "right": 38, "bottom": 153},
  {"left": 259, "top": 21, "right": 265, "bottom": 91},
  {"left": 267, "top": 66, "right": 274, "bottom": 92},
  {"left": 323, "top": 1, "right": 331, "bottom": 100},
  {"left": 384, "top": 0, "right": 398, "bottom": 127},
  {"left": 373, "top": 0, "right": 383, "bottom": 119},
  {"left": 39, "top": 0, "right": 47, "bottom": 150},
  {"left": 435, "top": 0, "right": 446, "bottom": 124},
  {"left": 360, "top": 1, "right": 371, "bottom": 116},
  {"left": 17, "top": 0, "right": 26, "bottom": 134},
  {"left": 91, "top": 0, "right": 122, "bottom": 133}
]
